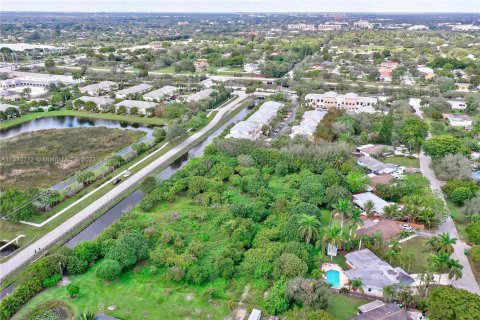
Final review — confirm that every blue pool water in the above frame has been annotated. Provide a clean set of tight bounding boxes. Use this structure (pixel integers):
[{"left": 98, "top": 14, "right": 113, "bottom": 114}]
[
  {"left": 473, "top": 171, "right": 480, "bottom": 181},
  {"left": 326, "top": 270, "right": 341, "bottom": 289}
]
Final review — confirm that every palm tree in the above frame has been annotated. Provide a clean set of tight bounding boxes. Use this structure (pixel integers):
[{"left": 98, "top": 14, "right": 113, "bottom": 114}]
[
  {"left": 347, "top": 278, "right": 363, "bottom": 292},
  {"left": 383, "top": 285, "right": 396, "bottom": 303},
  {"left": 436, "top": 232, "right": 457, "bottom": 254},
  {"left": 419, "top": 269, "right": 435, "bottom": 298},
  {"left": 447, "top": 259, "right": 463, "bottom": 285},
  {"left": 322, "top": 225, "right": 346, "bottom": 260},
  {"left": 78, "top": 311, "right": 95, "bottom": 320},
  {"left": 383, "top": 203, "right": 400, "bottom": 219},
  {"left": 396, "top": 286, "right": 413, "bottom": 310},
  {"left": 349, "top": 208, "right": 364, "bottom": 236},
  {"left": 428, "top": 252, "right": 452, "bottom": 284},
  {"left": 334, "top": 199, "right": 351, "bottom": 228},
  {"left": 385, "top": 248, "right": 400, "bottom": 264},
  {"left": 364, "top": 200, "right": 375, "bottom": 217},
  {"left": 298, "top": 214, "right": 322, "bottom": 244},
  {"left": 424, "top": 237, "right": 439, "bottom": 252}
]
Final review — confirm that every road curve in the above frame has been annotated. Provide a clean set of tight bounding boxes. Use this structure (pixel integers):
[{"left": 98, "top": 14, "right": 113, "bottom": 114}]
[{"left": 0, "top": 92, "right": 247, "bottom": 283}]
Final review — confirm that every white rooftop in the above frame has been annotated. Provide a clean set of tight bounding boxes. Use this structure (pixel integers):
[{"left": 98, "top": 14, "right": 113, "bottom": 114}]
[{"left": 116, "top": 83, "right": 153, "bottom": 96}]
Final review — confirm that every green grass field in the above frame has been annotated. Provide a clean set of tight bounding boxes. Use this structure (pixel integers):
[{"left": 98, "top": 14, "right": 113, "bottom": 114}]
[
  {"left": 14, "top": 262, "right": 232, "bottom": 320},
  {"left": 327, "top": 294, "right": 369, "bottom": 320},
  {"left": 390, "top": 236, "right": 433, "bottom": 274},
  {"left": 447, "top": 200, "right": 470, "bottom": 241},
  {"left": 381, "top": 156, "right": 420, "bottom": 168},
  {"left": 0, "top": 110, "right": 169, "bottom": 130}
]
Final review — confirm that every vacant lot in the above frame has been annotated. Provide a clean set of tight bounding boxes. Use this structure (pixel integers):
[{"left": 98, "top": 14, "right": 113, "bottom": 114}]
[
  {"left": 381, "top": 156, "right": 420, "bottom": 168},
  {"left": 0, "top": 127, "right": 144, "bottom": 190}
]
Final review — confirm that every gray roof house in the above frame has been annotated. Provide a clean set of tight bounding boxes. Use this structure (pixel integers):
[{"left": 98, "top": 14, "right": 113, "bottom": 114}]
[
  {"left": 354, "top": 301, "right": 412, "bottom": 320},
  {"left": 345, "top": 249, "right": 414, "bottom": 293},
  {"left": 75, "top": 96, "right": 115, "bottom": 107},
  {"left": 116, "top": 83, "right": 153, "bottom": 98},
  {"left": 357, "top": 155, "right": 397, "bottom": 174},
  {"left": 143, "top": 86, "right": 179, "bottom": 101},
  {"left": 186, "top": 89, "right": 214, "bottom": 102},
  {"left": 290, "top": 110, "right": 326, "bottom": 139},
  {"left": 80, "top": 81, "right": 117, "bottom": 96},
  {"left": 0, "top": 103, "right": 19, "bottom": 112},
  {"left": 353, "top": 192, "right": 391, "bottom": 215}
]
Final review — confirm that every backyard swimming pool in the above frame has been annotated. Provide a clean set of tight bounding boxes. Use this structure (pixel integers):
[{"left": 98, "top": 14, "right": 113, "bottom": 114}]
[
  {"left": 473, "top": 171, "right": 480, "bottom": 181},
  {"left": 326, "top": 269, "right": 341, "bottom": 288}
]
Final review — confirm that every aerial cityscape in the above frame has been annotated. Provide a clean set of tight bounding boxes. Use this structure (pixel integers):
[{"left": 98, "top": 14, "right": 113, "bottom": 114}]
[{"left": 0, "top": 1, "right": 479, "bottom": 320}]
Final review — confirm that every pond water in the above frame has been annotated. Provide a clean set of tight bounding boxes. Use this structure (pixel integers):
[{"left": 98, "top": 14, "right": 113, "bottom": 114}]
[
  {"left": 0, "top": 116, "right": 156, "bottom": 140},
  {"left": 65, "top": 102, "right": 254, "bottom": 247}
]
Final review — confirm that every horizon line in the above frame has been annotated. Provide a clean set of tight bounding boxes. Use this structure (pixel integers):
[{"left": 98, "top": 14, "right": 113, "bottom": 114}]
[{"left": 2, "top": 11, "right": 480, "bottom": 14}]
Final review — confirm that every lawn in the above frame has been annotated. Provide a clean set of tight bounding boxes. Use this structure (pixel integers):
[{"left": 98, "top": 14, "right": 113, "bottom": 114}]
[
  {"left": 467, "top": 252, "right": 480, "bottom": 284},
  {"left": 14, "top": 262, "right": 232, "bottom": 320},
  {"left": 0, "top": 109, "right": 169, "bottom": 130},
  {"left": 390, "top": 236, "right": 433, "bottom": 274},
  {"left": 447, "top": 200, "right": 470, "bottom": 241},
  {"left": 0, "top": 127, "right": 144, "bottom": 190},
  {"left": 327, "top": 294, "right": 368, "bottom": 320},
  {"left": 381, "top": 156, "right": 420, "bottom": 168}
]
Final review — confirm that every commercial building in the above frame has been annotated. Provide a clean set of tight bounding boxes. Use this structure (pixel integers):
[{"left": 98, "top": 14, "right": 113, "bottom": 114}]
[
  {"left": 317, "top": 24, "right": 342, "bottom": 31},
  {"left": 0, "top": 71, "right": 75, "bottom": 88},
  {"left": 0, "top": 43, "right": 65, "bottom": 52},
  {"left": 345, "top": 249, "right": 414, "bottom": 297},
  {"left": 305, "top": 91, "right": 378, "bottom": 114},
  {"left": 287, "top": 23, "right": 316, "bottom": 31},
  {"left": 353, "top": 20, "right": 374, "bottom": 29},
  {"left": 143, "top": 86, "right": 179, "bottom": 101},
  {"left": 80, "top": 81, "right": 117, "bottom": 96},
  {"left": 290, "top": 110, "right": 326, "bottom": 139},
  {"left": 116, "top": 84, "right": 153, "bottom": 99},
  {"left": 227, "top": 101, "right": 284, "bottom": 140},
  {"left": 115, "top": 100, "right": 157, "bottom": 115}
]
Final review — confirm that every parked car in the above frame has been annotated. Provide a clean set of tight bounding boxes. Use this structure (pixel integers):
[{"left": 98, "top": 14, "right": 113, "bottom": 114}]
[
  {"left": 123, "top": 171, "right": 131, "bottom": 178},
  {"left": 399, "top": 224, "right": 412, "bottom": 231},
  {"left": 112, "top": 178, "right": 122, "bottom": 185}
]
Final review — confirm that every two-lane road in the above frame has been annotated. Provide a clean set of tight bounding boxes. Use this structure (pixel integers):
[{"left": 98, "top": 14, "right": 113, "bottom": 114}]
[{"left": 0, "top": 92, "right": 248, "bottom": 283}]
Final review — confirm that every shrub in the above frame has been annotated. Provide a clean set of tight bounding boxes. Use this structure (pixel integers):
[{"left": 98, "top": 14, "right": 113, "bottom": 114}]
[
  {"left": 66, "top": 256, "right": 89, "bottom": 275},
  {"left": 42, "top": 274, "right": 62, "bottom": 288},
  {"left": 466, "top": 221, "right": 480, "bottom": 245},
  {"left": 450, "top": 187, "right": 475, "bottom": 206},
  {"left": 66, "top": 283, "right": 80, "bottom": 298},
  {"left": 286, "top": 278, "right": 330, "bottom": 310},
  {"left": 0, "top": 279, "right": 43, "bottom": 320},
  {"left": 96, "top": 259, "right": 122, "bottom": 281},
  {"left": 470, "top": 246, "right": 480, "bottom": 263},
  {"left": 72, "top": 241, "right": 100, "bottom": 263},
  {"left": 273, "top": 253, "right": 308, "bottom": 279},
  {"left": 265, "top": 278, "right": 290, "bottom": 315}
]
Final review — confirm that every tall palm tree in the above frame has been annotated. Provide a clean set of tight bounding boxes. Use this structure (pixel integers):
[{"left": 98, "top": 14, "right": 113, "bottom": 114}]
[
  {"left": 385, "top": 248, "right": 400, "bottom": 264},
  {"left": 349, "top": 208, "right": 364, "bottom": 236},
  {"left": 334, "top": 199, "right": 351, "bottom": 228},
  {"left": 436, "top": 232, "right": 457, "bottom": 254},
  {"left": 447, "top": 259, "right": 463, "bottom": 285},
  {"left": 298, "top": 214, "right": 322, "bottom": 244},
  {"left": 322, "top": 225, "right": 346, "bottom": 260},
  {"left": 424, "top": 237, "right": 439, "bottom": 252},
  {"left": 383, "top": 203, "right": 400, "bottom": 219},
  {"left": 428, "top": 252, "right": 451, "bottom": 284},
  {"left": 363, "top": 200, "right": 375, "bottom": 217},
  {"left": 383, "top": 285, "right": 396, "bottom": 303}
]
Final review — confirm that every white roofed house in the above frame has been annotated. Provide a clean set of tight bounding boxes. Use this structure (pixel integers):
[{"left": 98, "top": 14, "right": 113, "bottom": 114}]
[
  {"left": 115, "top": 100, "right": 157, "bottom": 115},
  {"left": 116, "top": 83, "right": 153, "bottom": 99},
  {"left": 74, "top": 96, "right": 115, "bottom": 111},
  {"left": 143, "top": 86, "right": 179, "bottom": 102},
  {"left": 186, "top": 89, "right": 214, "bottom": 103},
  {"left": 357, "top": 155, "right": 397, "bottom": 174},
  {"left": 448, "top": 100, "right": 466, "bottom": 111},
  {"left": 442, "top": 113, "right": 473, "bottom": 130},
  {"left": 226, "top": 101, "right": 284, "bottom": 140},
  {"left": 353, "top": 192, "right": 391, "bottom": 216},
  {"left": 80, "top": 81, "right": 117, "bottom": 96},
  {"left": 290, "top": 110, "right": 326, "bottom": 140}
]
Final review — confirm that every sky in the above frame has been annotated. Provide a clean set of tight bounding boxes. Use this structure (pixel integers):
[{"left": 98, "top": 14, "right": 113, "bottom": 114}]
[{"left": 1, "top": 0, "right": 479, "bottom": 13}]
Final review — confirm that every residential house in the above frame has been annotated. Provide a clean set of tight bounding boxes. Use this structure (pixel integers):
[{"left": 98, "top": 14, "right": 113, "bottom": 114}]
[
  {"left": 194, "top": 59, "right": 209, "bottom": 72},
  {"left": 448, "top": 100, "right": 466, "bottom": 110},
  {"left": 417, "top": 66, "right": 435, "bottom": 79},
  {"left": 353, "top": 300, "right": 412, "bottom": 320},
  {"left": 248, "top": 309, "right": 262, "bottom": 320},
  {"left": 357, "top": 155, "right": 397, "bottom": 174},
  {"left": 116, "top": 84, "right": 153, "bottom": 99},
  {"left": 379, "top": 67, "right": 393, "bottom": 82},
  {"left": 344, "top": 249, "right": 414, "bottom": 297},
  {"left": 290, "top": 110, "right": 326, "bottom": 140},
  {"left": 115, "top": 100, "right": 157, "bottom": 115},
  {"left": 305, "top": 91, "right": 378, "bottom": 114},
  {"left": 443, "top": 113, "right": 473, "bottom": 130},
  {"left": 75, "top": 96, "right": 115, "bottom": 110},
  {"left": 227, "top": 101, "right": 284, "bottom": 140},
  {"left": 380, "top": 61, "right": 399, "bottom": 69},
  {"left": 456, "top": 83, "right": 470, "bottom": 92},
  {"left": 355, "top": 220, "right": 403, "bottom": 240},
  {"left": 143, "top": 86, "right": 179, "bottom": 101},
  {"left": 80, "top": 81, "right": 117, "bottom": 96},
  {"left": 357, "top": 144, "right": 394, "bottom": 157},
  {"left": 353, "top": 192, "right": 391, "bottom": 216},
  {"left": 186, "top": 89, "right": 214, "bottom": 103},
  {"left": 244, "top": 63, "right": 260, "bottom": 73}
]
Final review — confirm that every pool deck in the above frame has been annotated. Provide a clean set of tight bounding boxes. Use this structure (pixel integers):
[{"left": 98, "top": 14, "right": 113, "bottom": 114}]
[{"left": 322, "top": 262, "right": 349, "bottom": 288}]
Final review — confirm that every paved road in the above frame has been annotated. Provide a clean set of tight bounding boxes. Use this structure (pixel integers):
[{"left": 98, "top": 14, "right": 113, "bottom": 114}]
[
  {"left": 0, "top": 92, "right": 248, "bottom": 284},
  {"left": 412, "top": 98, "right": 480, "bottom": 294}
]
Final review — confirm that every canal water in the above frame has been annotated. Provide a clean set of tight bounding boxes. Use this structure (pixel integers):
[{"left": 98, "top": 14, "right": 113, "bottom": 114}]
[
  {"left": 0, "top": 116, "right": 155, "bottom": 140},
  {"left": 65, "top": 103, "right": 253, "bottom": 248}
]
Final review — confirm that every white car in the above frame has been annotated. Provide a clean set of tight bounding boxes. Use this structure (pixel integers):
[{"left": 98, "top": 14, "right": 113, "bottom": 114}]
[
  {"left": 123, "top": 171, "right": 131, "bottom": 178},
  {"left": 400, "top": 224, "right": 412, "bottom": 231}
]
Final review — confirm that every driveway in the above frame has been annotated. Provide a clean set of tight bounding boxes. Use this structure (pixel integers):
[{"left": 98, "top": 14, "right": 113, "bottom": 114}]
[
  {"left": 0, "top": 93, "right": 248, "bottom": 283},
  {"left": 414, "top": 98, "right": 480, "bottom": 294}
]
